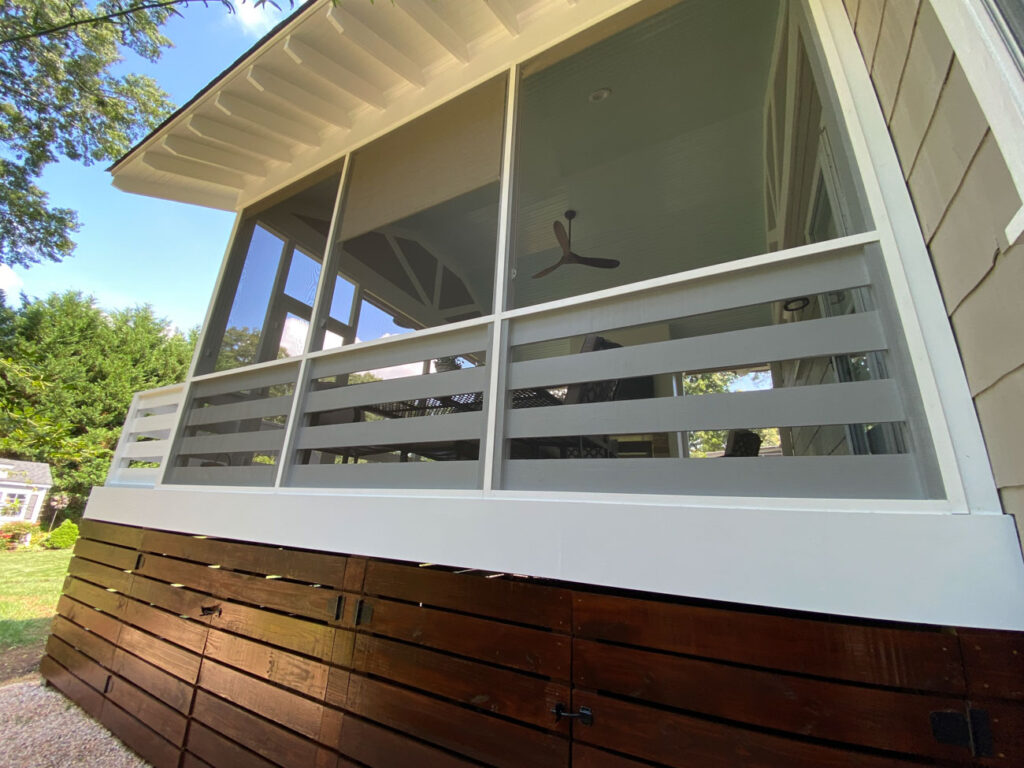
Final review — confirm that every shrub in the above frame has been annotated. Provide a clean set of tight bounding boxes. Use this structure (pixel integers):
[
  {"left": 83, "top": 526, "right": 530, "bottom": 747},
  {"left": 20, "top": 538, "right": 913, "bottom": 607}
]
[
  {"left": 1, "top": 521, "right": 39, "bottom": 550},
  {"left": 44, "top": 520, "right": 79, "bottom": 549}
]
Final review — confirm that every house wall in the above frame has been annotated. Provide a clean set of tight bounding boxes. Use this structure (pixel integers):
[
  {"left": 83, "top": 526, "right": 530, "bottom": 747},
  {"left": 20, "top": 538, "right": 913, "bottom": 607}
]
[{"left": 843, "top": 0, "right": 1024, "bottom": 545}]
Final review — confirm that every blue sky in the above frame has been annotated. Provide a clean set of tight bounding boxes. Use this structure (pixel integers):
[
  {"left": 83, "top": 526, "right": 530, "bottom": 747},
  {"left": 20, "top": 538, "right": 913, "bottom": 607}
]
[{"left": 0, "top": 2, "right": 291, "bottom": 331}]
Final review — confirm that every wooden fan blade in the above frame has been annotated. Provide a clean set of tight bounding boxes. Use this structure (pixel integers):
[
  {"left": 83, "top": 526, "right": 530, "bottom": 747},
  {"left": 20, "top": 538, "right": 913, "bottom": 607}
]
[
  {"left": 532, "top": 260, "right": 564, "bottom": 279},
  {"left": 570, "top": 254, "right": 620, "bottom": 269},
  {"left": 553, "top": 220, "right": 571, "bottom": 254}
]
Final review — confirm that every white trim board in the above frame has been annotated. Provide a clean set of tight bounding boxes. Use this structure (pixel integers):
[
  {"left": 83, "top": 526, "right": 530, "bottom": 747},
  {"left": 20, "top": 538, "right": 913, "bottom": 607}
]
[
  {"left": 87, "top": 485, "right": 1024, "bottom": 630},
  {"left": 930, "top": 0, "right": 1024, "bottom": 246}
]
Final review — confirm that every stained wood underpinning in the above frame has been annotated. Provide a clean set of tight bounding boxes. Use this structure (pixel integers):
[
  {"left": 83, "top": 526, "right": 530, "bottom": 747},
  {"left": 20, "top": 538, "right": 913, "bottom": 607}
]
[{"left": 40, "top": 518, "right": 1024, "bottom": 767}]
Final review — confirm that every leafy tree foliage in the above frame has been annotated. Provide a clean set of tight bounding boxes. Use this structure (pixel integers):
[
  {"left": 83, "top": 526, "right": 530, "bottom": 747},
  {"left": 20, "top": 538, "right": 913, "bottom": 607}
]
[
  {"left": 0, "top": 0, "right": 183, "bottom": 267},
  {"left": 0, "top": 291, "right": 194, "bottom": 517}
]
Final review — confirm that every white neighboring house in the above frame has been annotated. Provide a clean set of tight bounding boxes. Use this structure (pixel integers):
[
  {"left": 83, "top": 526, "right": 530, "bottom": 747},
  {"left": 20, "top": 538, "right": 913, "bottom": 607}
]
[{"left": 0, "top": 459, "right": 53, "bottom": 524}]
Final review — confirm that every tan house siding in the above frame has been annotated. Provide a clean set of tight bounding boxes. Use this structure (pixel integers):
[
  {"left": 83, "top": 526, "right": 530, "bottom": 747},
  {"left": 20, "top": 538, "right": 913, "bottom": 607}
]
[{"left": 843, "top": 0, "right": 1024, "bottom": 542}]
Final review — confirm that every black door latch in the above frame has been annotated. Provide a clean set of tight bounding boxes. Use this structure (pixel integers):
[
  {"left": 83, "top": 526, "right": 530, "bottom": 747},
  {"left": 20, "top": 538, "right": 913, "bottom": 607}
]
[{"left": 551, "top": 703, "right": 593, "bottom": 726}]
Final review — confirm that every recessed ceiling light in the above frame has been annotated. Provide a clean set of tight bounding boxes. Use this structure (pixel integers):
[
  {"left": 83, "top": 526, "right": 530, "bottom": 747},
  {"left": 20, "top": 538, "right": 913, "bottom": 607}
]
[{"left": 589, "top": 87, "right": 612, "bottom": 103}]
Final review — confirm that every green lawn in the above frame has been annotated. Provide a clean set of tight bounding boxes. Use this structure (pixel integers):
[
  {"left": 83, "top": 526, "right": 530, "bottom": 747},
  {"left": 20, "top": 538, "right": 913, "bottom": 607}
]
[{"left": 0, "top": 549, "right": 73, "bottom": 651}]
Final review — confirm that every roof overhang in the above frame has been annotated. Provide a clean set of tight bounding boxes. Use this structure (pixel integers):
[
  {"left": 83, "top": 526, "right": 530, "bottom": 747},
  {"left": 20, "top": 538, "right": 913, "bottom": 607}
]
[{"left": 111, "top": 0, "right": 654, "bottom": 212}]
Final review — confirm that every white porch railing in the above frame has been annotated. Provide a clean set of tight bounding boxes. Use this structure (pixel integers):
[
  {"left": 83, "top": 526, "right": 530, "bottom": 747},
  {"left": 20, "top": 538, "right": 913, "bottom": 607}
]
[
  {"left": 120, "top": 236, "right": 944, "bottom": 501},
  {"left": 106, "top": 383, "right": 185, "bottom": 487}
]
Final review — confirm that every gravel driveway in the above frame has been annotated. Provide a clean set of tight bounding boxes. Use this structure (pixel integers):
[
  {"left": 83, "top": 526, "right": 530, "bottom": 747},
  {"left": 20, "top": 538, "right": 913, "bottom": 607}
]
[{"left": 0, "top": 677, "right": 150, "bottom": 768}]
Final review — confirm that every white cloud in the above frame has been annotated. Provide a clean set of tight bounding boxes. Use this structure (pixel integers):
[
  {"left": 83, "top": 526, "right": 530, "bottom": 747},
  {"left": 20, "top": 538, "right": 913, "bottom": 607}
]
[
  {"left": 228, "top": 1, "right": 288, "bottom": 38},
  {"left": 0, "top": 265, "right": 23, "bottom": 298}
]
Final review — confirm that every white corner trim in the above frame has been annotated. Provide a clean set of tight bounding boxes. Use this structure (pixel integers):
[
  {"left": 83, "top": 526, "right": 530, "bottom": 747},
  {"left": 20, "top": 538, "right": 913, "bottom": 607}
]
[
  {"left": 87, "top": 485, "right": 1024, "bottom": 630},
  {"left": 930, "top": 0, "right": 1024, "bottom": 247}
]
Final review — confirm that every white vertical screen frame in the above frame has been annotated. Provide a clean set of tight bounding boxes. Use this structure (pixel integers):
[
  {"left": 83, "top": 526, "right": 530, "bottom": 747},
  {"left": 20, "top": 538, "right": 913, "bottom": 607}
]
[
  {"left": 930, "top": 0, "right": 1024, "bottom": 245},
  {"left": 482, "top": 67, "right": 520, "bottom": 490},
  {"left": 808, "top": 0, "right": 1001, "bottom": 514}
]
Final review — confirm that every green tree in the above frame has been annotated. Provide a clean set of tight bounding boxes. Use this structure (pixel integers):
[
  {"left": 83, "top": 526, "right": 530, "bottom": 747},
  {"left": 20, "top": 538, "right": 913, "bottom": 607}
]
[
  {"left": 0, "top": 291, "right": 194, "bottom": 516},
  {"left": 0, "top": 0, "right": 290, "bottom": 268}
]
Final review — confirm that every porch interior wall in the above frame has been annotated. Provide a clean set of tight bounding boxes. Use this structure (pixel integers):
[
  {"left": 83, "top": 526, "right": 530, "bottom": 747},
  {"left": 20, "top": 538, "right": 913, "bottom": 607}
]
[{"left": 843, "top": 0, "right": 1024, "bottom": 547}]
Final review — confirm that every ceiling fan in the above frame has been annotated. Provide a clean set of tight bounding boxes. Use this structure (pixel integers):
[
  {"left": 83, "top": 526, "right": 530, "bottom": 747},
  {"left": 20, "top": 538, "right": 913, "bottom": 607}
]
[{"left": 532, "top": 210, "right": 620, "bottom": 279}]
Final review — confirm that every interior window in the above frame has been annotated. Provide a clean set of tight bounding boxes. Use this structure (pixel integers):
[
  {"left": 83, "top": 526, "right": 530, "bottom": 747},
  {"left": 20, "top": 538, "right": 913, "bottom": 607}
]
[
  {"left": 200, "top": 170, "right": 343, "bottom": 374},
  {"left": 310, "top": 74, "right": 507, "bottom": 349}
]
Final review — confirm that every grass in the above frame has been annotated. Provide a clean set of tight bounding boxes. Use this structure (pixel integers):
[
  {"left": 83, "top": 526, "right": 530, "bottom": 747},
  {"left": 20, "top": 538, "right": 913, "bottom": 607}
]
[{"left": 0, "top": 549, "right": 73, "bottom": 651}]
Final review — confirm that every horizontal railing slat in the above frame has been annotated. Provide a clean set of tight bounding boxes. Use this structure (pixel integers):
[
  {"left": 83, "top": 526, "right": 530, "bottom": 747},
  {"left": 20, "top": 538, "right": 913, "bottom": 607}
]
[
  {"left": 295, "top": 411, "right": 482, "bottom": 450},
  {"left": 308, "top": 324, "right": 489, "bottom": 381},
  {"left": 163, "top": 465, "right": 276, "bottom": 487},
  {"left": 129, "top": 412, "right": 177, "bottom": 434},
  {"left": 289, "top": 460, "right": 480, "bottom": 489},
  {"left": 135, "top": 388, "right": 185, "bottom": 410},
  {"left": 122, "top": 440, "right": 172, "bottom": 460},
  {"left": 508, "top": 312, "right": 885, "bottom": 391},
  {"left": 107, "top": 467, "right": 163, "bottom": 487},
  {"left": 186, "top": 394, "right": 294, "bottom": 427},
  {"left": 506, "top": 380, "right": 903, "bottom": 438},
  {"left": 503, "top": 455, "right": 921, "bottom": 498},
  {"left": 510, "top": 246, "right": 870, "bottom": 346},
  {"left": 305, "top": 366, "right": 487, "bottom": 414},
  {"left": 191, "top": 364, "right": 299, "bottom": 399},
  {"left": 177, "top": 430, "right": 287, "bottom": 456}
]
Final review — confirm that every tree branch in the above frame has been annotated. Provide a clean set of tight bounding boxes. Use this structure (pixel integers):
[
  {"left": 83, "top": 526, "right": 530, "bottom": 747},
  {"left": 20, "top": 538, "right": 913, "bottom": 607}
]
[{"left": 0, "top": 0, "right": 229, "bottom": 46}]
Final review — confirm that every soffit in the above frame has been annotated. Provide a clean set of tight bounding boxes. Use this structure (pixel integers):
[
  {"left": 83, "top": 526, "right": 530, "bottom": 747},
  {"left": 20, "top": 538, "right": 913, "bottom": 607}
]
[{"left": 110, "top": 0, "right": 653, "bottom": 211}]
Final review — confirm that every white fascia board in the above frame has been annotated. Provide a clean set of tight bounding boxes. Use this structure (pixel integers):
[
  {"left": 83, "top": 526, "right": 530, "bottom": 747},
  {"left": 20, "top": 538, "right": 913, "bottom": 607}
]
[{"left": 87, "top": 485, "right": 1024, "bottom": 630}]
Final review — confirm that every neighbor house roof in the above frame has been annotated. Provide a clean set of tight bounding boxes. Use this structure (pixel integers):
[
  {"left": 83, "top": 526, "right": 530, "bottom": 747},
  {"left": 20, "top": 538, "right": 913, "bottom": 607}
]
[{"left": 0, "top": 459, "right": 53, "bottom": 487}]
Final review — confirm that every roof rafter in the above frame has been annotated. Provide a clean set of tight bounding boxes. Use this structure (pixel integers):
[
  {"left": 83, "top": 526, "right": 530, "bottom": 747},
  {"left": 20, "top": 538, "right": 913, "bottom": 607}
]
[
  {"left": 215, "top": 92, "right": 322, "bottom": 147},
  {"left": 246, "top": 66, "right": 352, "bottom": 129},
  {"left": 187, "top": 115, "right": 293, "bottom": 164},
  {"left": 284, "top": 36, "right": 388, "bottom": 110},
  {"left": 327, "top": 6, "right": 426, "bottom": 88},
  {"left": 394, "top": 0, "right": 470, "bottom": 63},
  {"left": 141, "top": 152, "right": 247, "bottom": 189},
  {"left": 482, "top": 0, "right": 520, "bottom": 36},
  {"left": 163, "top": 135, "right": 268, "bottom": 177}
]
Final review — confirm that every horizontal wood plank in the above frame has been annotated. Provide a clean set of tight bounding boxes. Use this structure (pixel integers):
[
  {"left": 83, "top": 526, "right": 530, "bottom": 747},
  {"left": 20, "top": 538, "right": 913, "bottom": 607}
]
[
  {"left": 359, "top": 596, "right": 570, "bottom": 678},
  {"left": 571, "top": 691, "right": 920, "bottom": 768},
  {"left": 40, "top": 655, "right": 105, "bottom": 717},
  {"left": 186, "top": 722, "right": 278, "bottom": 768},
  {"left": 140, "top": 529, "right": 348, "bottom": 587},
  {"left": 51, "top": 614, "right": 116, "bottom": 669},
  {"left": 573, "top": 593, "right": 965, "bottom": 693},
  {"left": 135, "top": 551, "right": 342, "bottom": 621},
  {"left": 111, "top": 647, "right": 194, "bottom": 714},
  {"left": 959, "top": 629, "right": 1024, "bottom": 700},
  {"left": 120, "top": 597, "right": 210, "bottom": 654},
  {"left": 198, "top": 658, "right": 325, "bottom": 740},
  {"left": 354, "top": 634, "right": 569, "bottom": 731},
  {"left": 117, "top": 624, "right": 202, "bottom": 683},
  {"left": 364, "top": 560, "right": 570, "bottom": 630},
  {"left": 63, "top": 577, "right": 125, "bottom": 614},
  {"left": 56, "top": 596, "right": 123, "bottom": 645},
  {"left": 105, "top": 674, "right": 188, "bottom": 745},
  {"left": 334, "top": 714, "right": 482, "bottom": 768},
  {"left": 211, "top": 601, "right": 335, "bottom": 660},
  {"left": 574, "top": 638, "right": 970, "bottom": 760},
  {"left": 204, "top": 628, "right": 330, "bottom": 700},
  {"left": 345, "top": 674, "right": 568, "bottom": 768},
  {"left": 44, "top": 635, "right": 111, "bottom": 693},
  {"left": 66, "top": 557, "right": 134, "bottom": 593},
  {"left": 99, "top": 699, "right": 181, "bottom": 768},
  {"left": 192, "top": 690, "right": 319, "bottom": 768},
  {"left": 73, "top": 539, "right": 140, "bottom": 572},
  {"left": 79, "top": 519, "right": 145, "bottom": 549}
]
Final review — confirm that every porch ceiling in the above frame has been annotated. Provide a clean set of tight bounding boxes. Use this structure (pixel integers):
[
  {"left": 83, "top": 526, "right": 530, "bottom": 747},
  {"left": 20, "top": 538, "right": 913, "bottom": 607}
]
[{"left": 110, "top": 0, "right": 649, "bottom": 211}]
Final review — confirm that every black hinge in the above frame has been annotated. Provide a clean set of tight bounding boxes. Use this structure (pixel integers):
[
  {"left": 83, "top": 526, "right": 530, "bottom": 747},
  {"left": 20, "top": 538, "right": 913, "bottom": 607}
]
[
  {"left": 930, "top": 707, "right": 993, "bottom": 757},
  {"left": 354, "top": 599, "right": 373, "bottom": 626},
  {"left": 551, "top": 703, "right": 593, "bottom": 726}
]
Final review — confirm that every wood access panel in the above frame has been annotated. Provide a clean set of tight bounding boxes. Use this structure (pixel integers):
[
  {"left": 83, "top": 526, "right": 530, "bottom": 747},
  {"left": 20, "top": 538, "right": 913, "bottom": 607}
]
[{"left": 40, "top": 520, "right": 1024, "bottom": 768}]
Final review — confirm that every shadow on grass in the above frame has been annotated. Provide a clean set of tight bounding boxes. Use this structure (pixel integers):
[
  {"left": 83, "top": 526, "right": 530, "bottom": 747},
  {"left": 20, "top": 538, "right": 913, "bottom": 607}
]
[{"left": 0, "top": 617, "right": 53, "bottom": 685}]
